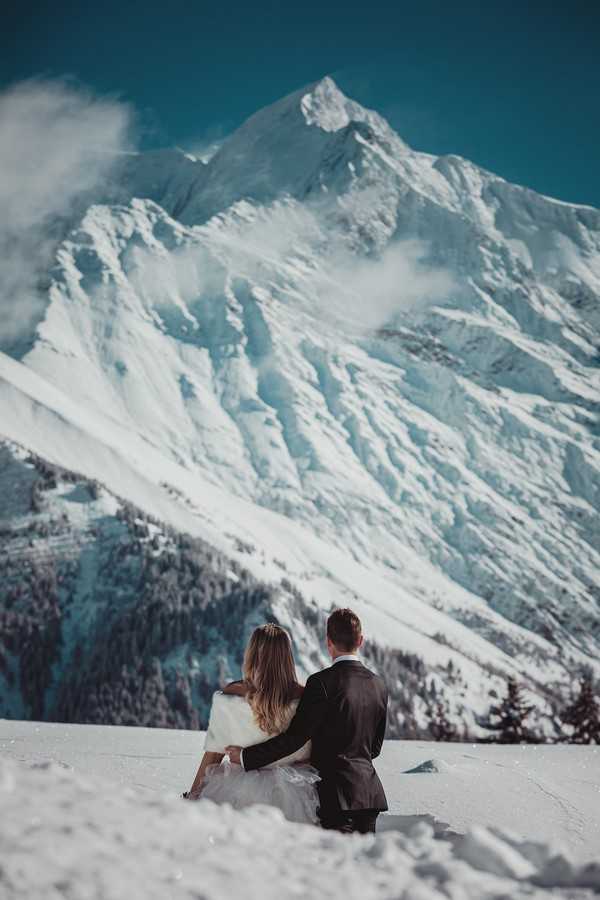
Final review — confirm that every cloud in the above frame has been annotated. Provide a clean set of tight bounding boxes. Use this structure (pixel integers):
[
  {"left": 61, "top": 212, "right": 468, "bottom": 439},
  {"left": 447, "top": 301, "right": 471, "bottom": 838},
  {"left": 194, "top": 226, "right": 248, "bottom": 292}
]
[
  {"left": 181, "top": 139, "right": 224, "bottom": 165},
  {"left": 194, "top": 197, "right": 454, "bottom": 332},
  {"left": 181, "top": 122, "right": 230, "bottom": 164},
  {"left": 321, "top": 238, "right": 455, "bottom": 331},
  {"left": 0, "top": 78, "right": 134, "bottom": 351},
  {"left": 124, "top": 196, "right": 453, "bottom": 339}
]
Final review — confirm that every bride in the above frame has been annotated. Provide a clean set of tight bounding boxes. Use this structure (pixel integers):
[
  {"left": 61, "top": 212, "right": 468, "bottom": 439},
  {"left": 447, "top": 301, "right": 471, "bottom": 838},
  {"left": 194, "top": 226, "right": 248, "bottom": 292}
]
[{"left": 183, "top": 623, "right": 319, "bottom": 824}]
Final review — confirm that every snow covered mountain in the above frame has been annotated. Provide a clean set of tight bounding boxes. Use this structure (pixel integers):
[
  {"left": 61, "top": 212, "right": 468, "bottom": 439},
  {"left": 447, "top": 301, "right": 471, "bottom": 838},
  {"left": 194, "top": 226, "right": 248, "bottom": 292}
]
[{"left": 1, "top": 77, "right": 599, "bottom": 732}]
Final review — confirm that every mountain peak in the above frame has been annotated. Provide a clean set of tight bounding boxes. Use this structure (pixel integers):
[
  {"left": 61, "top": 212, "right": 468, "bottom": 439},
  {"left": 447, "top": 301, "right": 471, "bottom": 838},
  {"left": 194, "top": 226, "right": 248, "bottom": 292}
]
[
  {"left": 289, "top": 75, "right": 395, "bottom": 140},
  {"left": 176, "top": 77, "right": 405, "bottom": 224},
  {"left": 225, "top": 75, "right": 390, "bottom": 140},
  {"left": 298, "top": 76, "right": 360, "bottom": 132}
]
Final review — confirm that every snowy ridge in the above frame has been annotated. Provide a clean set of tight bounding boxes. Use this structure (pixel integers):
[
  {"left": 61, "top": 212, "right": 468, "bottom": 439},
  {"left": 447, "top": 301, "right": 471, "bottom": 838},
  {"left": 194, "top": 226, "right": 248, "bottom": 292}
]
[
  {"left": 1, "top": 721, "right": 600, "bottom": 900},
  {"left": 1, "top": 77, "right": 600, "bottom": 726}
]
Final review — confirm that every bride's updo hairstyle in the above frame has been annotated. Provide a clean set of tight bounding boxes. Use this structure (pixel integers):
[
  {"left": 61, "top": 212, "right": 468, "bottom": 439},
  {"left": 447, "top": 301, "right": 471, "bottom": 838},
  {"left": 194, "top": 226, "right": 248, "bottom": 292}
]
[{"left": 243, "top": 624, "right": 299, "bottom": 734}]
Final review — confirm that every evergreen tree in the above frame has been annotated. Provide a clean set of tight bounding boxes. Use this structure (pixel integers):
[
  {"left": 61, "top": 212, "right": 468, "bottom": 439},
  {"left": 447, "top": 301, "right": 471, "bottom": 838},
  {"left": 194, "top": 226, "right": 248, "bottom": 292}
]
[
  {"left": 561, "top": 675, "right": 600, "bottom": 744},
  {"left": 429, "top": 701, "right": 457, "bottom": 742},
  {"left": 485, "top": 677, "right": 537, "bottom": 743}
]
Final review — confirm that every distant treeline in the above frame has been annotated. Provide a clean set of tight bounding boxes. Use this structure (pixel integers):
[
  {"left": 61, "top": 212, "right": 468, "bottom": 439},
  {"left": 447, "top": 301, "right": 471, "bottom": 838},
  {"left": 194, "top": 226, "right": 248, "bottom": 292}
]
[{"left": 477, "top": 673, "right": 600, "bottom": 745}]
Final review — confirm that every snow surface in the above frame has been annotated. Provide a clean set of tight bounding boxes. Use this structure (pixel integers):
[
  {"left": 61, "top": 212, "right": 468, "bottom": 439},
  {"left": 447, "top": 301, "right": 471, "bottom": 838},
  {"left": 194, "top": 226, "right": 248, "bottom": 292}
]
[
  {"left": 1, "top": 720, "right": 599, "bottom": 900},
  {"left": 1, "top": 76, "right": 600, "bottom": 728}
]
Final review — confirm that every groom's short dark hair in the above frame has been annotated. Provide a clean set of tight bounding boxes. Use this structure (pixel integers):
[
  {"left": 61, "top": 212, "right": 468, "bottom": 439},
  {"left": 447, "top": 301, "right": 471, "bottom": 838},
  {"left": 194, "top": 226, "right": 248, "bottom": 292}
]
[{"left": 327, "top": 608, "right": 362, "bottom": 652}]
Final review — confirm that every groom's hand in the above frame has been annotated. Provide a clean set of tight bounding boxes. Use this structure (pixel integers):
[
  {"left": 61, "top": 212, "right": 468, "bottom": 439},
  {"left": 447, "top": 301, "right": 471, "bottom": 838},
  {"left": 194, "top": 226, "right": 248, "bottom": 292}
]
[{"left": 225, "top": 745, "right": 242, "bottom": 765}]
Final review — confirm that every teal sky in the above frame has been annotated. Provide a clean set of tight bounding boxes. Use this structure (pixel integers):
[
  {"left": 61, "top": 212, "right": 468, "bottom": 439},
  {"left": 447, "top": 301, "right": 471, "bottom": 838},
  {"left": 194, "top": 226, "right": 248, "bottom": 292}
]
[{"left": 4, "top": 0, "right": 600, "bottom": 206}]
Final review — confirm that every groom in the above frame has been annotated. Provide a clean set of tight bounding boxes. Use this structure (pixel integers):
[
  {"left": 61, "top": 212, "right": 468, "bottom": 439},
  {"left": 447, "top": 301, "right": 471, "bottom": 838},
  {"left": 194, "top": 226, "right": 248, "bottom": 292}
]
[{"left": 226, "top": 608, "right": 388, "bottom": 833}]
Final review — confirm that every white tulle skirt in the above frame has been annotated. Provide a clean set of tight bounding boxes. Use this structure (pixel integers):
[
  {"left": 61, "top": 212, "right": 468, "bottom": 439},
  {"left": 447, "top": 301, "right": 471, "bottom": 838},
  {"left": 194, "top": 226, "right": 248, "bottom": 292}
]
[{"left": 198, "top": 761, "right": 320, "bottom": 825}]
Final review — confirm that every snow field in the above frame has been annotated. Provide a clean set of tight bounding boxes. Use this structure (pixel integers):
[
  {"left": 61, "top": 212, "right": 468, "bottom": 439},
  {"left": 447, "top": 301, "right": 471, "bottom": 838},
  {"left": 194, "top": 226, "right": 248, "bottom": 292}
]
[{"left": 1, "top": 720, "right": 599, "bottom": 900}]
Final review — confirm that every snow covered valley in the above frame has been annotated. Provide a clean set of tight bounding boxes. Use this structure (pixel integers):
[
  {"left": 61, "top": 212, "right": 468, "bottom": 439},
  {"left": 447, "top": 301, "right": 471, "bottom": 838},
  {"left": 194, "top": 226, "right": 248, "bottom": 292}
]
[{"left": 1, "top": 720, "right": 599, "bottom": 899}]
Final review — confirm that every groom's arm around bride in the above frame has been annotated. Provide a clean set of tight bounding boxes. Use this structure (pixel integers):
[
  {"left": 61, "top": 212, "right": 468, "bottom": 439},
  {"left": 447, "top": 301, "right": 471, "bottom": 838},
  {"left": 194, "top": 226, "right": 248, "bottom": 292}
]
[
  {"left": 234, "top": 669, "right": 328, "bottom": 768},
  {"left": 227, "top": 608, "right": 388, "bottom": 834}
]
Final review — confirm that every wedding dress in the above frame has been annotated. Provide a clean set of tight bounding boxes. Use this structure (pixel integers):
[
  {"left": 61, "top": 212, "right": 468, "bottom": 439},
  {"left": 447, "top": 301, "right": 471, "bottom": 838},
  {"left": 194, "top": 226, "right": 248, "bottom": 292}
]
[{"left": 198, "top": 690, "right": 320, "bottom": 825}]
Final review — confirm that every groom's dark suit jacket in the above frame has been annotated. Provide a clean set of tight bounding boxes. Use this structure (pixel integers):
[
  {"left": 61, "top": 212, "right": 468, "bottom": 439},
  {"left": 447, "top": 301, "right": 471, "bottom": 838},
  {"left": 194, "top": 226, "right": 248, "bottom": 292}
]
[{"left": 243, "top": 660, "right": 388, "bottom": 816}]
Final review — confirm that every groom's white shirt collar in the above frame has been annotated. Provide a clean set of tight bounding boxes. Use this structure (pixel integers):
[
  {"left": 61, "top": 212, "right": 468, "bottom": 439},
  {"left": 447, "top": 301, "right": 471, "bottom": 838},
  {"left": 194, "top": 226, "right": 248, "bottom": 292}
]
[{"left": 332, "top": 654, "right": 362, "bottom": 665}]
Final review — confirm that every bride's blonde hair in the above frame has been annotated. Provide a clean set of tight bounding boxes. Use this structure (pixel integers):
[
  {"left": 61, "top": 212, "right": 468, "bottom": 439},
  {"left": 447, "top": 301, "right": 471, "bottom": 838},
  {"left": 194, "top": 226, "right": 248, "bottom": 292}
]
[{"left": 243, "top": 624, "right": 299, "bottom": 734}]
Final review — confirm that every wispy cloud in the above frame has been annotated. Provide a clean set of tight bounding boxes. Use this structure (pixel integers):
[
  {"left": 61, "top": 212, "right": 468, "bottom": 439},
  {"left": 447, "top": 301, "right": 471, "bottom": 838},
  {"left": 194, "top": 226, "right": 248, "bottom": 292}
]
[
  {"left": 180, "top": 122, "right": 231, "bottom": 164},
  {"left": 125, "top": 196, "right": 454, "bottom": 335},
  {"left": 321, "top": 238, "right": 455, "bottom": 331},
  {"left": 0, "top": 77, "right": 134, "bottom": 351}
]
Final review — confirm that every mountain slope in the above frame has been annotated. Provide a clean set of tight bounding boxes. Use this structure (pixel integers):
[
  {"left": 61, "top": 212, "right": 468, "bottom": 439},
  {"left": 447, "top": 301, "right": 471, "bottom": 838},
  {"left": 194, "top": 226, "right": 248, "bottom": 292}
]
[
  {"left": 1, "top": 77, "right": 600, "bottom": 727},
  {"left": 1, "top": 438, "right": 492, "bottom": 738}
]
